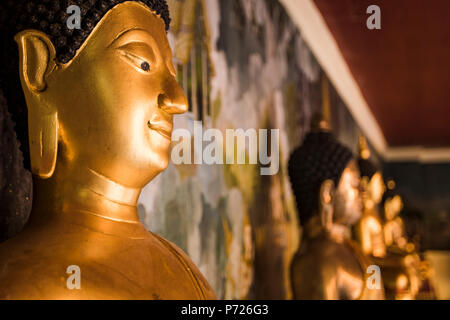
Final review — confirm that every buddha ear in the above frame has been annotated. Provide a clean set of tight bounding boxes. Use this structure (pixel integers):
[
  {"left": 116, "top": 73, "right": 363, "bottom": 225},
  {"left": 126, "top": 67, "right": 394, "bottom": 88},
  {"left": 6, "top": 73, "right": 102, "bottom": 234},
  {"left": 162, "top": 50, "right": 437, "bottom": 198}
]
[
  {"left": 15, "top": 30, "right": 57, "bottom": 92},
  {"left": 319, "top": 179, "right": 335, "bottom": 231},
  {"left": 15, "top": 30, "right": 58, "bottom": 178}
]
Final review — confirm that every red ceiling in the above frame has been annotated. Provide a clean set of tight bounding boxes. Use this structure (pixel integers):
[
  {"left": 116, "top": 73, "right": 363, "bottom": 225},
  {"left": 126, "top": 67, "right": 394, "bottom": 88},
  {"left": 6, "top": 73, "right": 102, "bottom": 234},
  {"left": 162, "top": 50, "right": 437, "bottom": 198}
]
[{"left": 314, "top": 0, "right": 450, "bottom": 147}]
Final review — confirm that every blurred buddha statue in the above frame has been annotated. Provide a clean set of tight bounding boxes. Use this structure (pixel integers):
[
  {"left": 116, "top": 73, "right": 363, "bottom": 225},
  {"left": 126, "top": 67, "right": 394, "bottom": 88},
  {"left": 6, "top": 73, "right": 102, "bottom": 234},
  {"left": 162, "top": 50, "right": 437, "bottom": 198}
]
[
  {"left": 288, "top": 114, "right": 384, "bottom": 300},
  {"left": 398, "top": 208, "right": 438, "bottom": 300},
  {"left": 383, "top": 180, "right": 408, "bottom": 250},
  {"left": 354, "top": 136, "right": 387, "bottom": 258},
  {"left": 354, "top": 138, "right": 417, "bottom": 300},
  {"left": 416, "top": 259, "right": 438, "bottom": 300},
  {"left": 382, "top": 181, "right": 422, "bottom": 300},
  {"left": 0, "top": 0, "right": 215, "bottom": 299}
]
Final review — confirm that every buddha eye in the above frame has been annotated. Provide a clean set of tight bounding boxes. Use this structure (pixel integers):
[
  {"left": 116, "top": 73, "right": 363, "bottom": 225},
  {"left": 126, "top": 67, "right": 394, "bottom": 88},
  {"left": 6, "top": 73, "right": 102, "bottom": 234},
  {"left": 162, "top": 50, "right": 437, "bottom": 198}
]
[
  {"left": 118, "top": 50, "right": 151, "bottom": 73},
  {"left": 140, "top": 61, "right": 150, "bottom": 72}
]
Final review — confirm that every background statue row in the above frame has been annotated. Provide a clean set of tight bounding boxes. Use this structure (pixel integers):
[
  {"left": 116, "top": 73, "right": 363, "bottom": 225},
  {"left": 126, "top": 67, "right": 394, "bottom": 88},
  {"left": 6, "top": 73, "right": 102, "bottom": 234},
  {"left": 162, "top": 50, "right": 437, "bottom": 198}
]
[{"left": 288, "top": 117, "right": 436, "bottom": 300}]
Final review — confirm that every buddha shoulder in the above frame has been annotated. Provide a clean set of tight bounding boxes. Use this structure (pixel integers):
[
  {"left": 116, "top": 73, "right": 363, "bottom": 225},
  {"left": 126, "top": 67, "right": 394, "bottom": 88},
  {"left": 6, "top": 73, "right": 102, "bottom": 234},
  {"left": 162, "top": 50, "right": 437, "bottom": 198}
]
[
  {"left": 292, "top": 238, "right": 349, "bottom": 276},
  {"left": 0, "top": 227, "right": 215, "bottom": 300},
  {"left": 291, "top": 238, "right": 362, "bottom": 299},
  {"left": 150, "top": 232, "right": 216, "bottom": 300}
]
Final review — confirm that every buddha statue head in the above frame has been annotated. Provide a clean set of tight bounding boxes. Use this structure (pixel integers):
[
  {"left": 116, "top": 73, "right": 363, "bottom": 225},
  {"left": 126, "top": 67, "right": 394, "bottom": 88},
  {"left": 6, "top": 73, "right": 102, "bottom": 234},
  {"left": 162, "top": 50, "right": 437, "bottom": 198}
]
[
  {"left": 383, "top": 180, "right": 404, "bottom": 222},
  {"left": 358, "top": 136, "right": 385, "bottom": 206},
  {"left": 382, "top": 179, "right": 409, "bottom": 250},
  {"left": 0, "top": 2, "right": 220, "bottom": 300},
  {"left": 0, "top": 0, "right": 187, "bottom": 222},
  {"left": 288, "top": 120, "right": 362, "bottom": 237}
]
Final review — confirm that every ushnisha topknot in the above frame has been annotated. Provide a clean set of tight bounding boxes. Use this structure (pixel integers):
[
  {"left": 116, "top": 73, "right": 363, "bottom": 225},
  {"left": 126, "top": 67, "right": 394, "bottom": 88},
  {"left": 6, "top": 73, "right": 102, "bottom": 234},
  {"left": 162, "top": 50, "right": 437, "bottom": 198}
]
[
  {"left": 0, "top": 0, "right": 171, "bottom": 169},
  {"left": 288, "top": 131, "right": 354, "bottom": 224},
  {"left": 357, "top": 135, "right": 378, "bottom": 180}
]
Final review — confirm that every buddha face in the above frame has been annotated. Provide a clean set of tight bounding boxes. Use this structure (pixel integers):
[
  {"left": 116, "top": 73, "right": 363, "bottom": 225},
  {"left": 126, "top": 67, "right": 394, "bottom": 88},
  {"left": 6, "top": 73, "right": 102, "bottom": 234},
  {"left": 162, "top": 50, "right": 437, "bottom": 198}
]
[
  {"left": 333, "top": 160, "right": 363, "bottom": 226},
  {"left": 20, "top": 2, "right": 187, "bottom": 188},
  {"left": 368, "top": 172, "right": 386, "bottom": 204},
  {"left": 385, "top": 195, "right": 404, "bottom": 221}
]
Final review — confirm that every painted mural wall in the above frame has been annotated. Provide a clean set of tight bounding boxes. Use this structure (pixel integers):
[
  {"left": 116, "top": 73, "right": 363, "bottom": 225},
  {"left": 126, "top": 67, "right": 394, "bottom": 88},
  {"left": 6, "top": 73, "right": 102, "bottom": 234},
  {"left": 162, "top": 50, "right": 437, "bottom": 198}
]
[{"left": 138, "top": 0, "right": 364, "bottom": 299}]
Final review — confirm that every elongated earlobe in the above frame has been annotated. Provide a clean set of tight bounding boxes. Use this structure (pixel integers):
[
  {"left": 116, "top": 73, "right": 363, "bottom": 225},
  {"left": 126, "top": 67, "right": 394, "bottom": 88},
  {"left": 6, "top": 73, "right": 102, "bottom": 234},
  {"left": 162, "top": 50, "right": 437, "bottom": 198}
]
[
  {"left": 319, "top": 180, "right": 335, "bottom": 232},
  {"left": 28, "top": 112, "right": 59, "bottom": 178},
  {"left": 15, "top": 30, "right": 58, "bottom": 178}
]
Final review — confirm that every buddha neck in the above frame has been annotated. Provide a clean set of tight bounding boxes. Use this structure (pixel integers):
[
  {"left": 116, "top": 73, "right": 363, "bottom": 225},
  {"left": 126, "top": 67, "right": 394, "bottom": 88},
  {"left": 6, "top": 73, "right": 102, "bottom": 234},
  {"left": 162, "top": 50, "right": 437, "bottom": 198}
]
[
  {"left": 363, "top": 198, "right": 377, "bottom": 212},
  {"left": 30, "top": 160, "right": 142, "bottom": 226},
  {"left": 328, "top": 224, "right": 351, "bottom": 243},
  {"left": 304, "top": 216, "right": 351, "bottom": 244}
]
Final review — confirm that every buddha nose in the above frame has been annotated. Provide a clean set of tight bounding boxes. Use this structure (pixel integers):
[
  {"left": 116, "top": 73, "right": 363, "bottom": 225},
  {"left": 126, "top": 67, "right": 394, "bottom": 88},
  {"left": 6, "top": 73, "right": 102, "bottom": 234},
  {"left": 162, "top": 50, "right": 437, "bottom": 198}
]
[{"left": 158, "top": 77, "right": 188, "bottom": 114}]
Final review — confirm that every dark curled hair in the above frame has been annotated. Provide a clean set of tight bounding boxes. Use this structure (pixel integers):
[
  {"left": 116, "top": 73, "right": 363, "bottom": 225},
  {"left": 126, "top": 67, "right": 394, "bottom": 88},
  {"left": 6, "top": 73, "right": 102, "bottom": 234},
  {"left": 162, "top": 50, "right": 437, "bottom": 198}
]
[
  {"left": 288, "top": 131, "right": 354, "bottom": 225},
  {"left": 0, "top": 0, "right": 170, "bottom": 168}
]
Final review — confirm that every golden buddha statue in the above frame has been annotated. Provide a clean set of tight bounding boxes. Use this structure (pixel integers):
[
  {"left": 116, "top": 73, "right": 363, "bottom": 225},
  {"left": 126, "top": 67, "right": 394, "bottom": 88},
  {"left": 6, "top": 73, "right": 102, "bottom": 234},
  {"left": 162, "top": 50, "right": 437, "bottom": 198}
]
[
  {"left": 354, "top": 138, "right": 417, "bottom": 300},
  {"left": 0, "top": 0, "right": 215, "bottom": 299},
  {"left": 393, "top": 207, "right": 437, "bottom": 300},
  {"left": 383, "top": 180, "right": 408, "bottom": 250},
  {"left": 381, "top": 181, "right": 422, "bottom": 299},
  {"left": 288, "top": 116, "right": 385, "bottom": 300},
  {"left": 354, "top": 136, "right": 387, "bottom": 258}
]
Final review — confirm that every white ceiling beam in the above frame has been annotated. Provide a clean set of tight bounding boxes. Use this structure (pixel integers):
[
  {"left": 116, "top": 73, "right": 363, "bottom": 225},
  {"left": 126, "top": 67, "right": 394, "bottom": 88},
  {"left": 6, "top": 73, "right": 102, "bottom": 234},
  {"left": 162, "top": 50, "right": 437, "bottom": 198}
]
[{"left": 384, "top": 147, "right": 450, "bottom": 163}]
